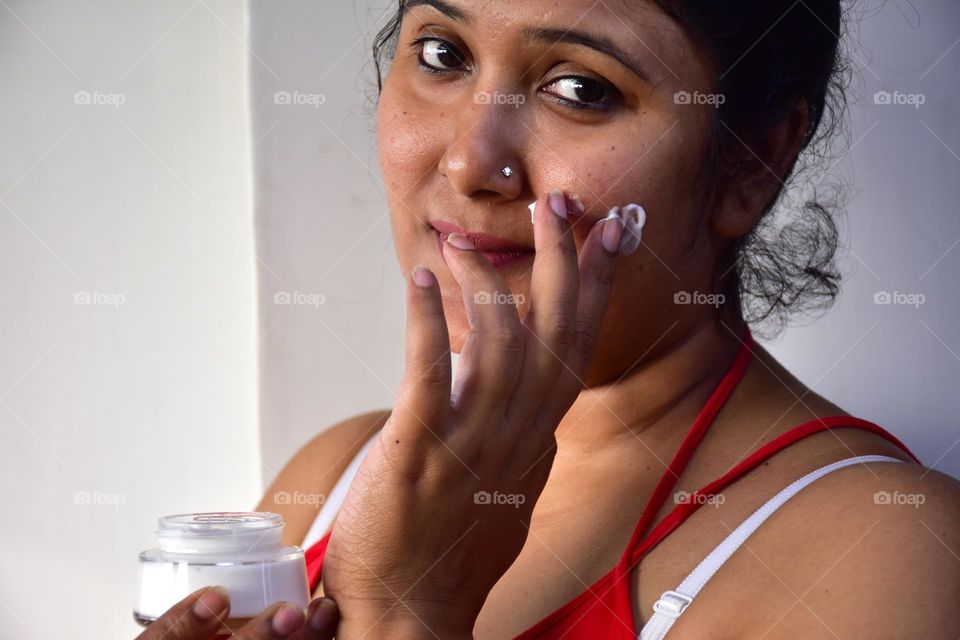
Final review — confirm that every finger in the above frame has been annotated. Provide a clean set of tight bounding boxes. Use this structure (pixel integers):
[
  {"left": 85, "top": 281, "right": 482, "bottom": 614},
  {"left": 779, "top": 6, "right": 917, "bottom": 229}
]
[
  {"left": 136, "top": 585, "right": 229, "bottom": 640},
  {"left": 233, "top": 601, "right": 306, "bottom": 639},
  {"left": 390, "top": 265, "right": 452, "bottom": 443},
  {"left": 442, "top": 234, "right": 525, "bottom": 422},
  {"left": 295, "top": 597, "right": 339, "bottom": 640},
  {"left": 535, "top": 212, "right": 621, "bottom": 430},
  {"left": 506, "top": 191, "right": 580, "bottom": 429}
]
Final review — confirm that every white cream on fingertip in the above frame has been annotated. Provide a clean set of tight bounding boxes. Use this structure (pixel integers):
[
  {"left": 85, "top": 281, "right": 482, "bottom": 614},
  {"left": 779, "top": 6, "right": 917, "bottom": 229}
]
[
  {"left": 530, "top": 194, "right": 585, "bottom": 224},
  {"left": 605, "top": 203, "right": 646, "bottom": 255}
]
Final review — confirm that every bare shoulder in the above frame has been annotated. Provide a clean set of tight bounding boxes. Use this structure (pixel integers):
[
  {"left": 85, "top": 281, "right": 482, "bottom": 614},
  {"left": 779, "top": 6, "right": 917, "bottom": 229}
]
[
  {"left": 742, "top": 458, "right": 960, "bottom": 638},
  {"left": 255, "top": 408, "right": 391, "bottom": 545}
]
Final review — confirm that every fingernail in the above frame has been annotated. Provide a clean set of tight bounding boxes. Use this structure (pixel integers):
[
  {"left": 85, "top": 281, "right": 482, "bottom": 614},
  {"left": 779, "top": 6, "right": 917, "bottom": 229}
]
[
  {"left": 601, "top": 215, "right": 623, "bottom": 254},
  {"left": 308, "top": 599, "right": 338, "bottom": 632},
  {"left": 272, "top": 604, "right": 305, "bottom": 636},
  {"left": 528, "top": 200, "right": 537, "bottom": 224},
  {"left": 193, "top": 586, "right": 229, "bottom": 621},
  {"left": 412, "top": 265, "right": 436, "bottom": 288},
  {"left": 446, "top": 233, "right": 475, "bottom": 250},
  {"left": 549, "top": 191, "right": 568, "bottom": 219}
]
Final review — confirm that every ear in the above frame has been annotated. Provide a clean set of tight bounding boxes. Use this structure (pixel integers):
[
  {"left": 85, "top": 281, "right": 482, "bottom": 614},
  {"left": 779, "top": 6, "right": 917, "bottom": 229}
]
[{"left": 711, "top": 99, "right": 809, "bottom": 239}]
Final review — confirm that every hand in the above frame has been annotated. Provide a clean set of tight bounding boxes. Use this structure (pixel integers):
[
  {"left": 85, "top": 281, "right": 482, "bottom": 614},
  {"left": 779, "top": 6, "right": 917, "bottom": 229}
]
[
  {"left": 134, "top": 586, "right": 340, "bottom": 640},
  {"left": 322, "top": 191, "right": 623, "bottom": 638}
]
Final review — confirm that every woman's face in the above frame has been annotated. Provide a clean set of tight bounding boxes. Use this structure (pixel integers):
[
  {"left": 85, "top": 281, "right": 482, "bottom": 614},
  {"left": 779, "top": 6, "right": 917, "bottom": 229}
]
[{"left": 377, "top": 0, "right": 727, "bottom": 384}]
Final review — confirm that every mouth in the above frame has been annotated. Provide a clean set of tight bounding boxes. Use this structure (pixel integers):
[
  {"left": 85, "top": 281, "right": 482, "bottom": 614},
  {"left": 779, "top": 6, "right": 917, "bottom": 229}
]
[{"left": 430, "top": 219, "right": 535, "bottom": 269}]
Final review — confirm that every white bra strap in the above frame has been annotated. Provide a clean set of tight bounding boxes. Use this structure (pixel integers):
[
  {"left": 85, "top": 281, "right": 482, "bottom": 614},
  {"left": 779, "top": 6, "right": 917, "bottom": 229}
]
[
  {"left": 638, "top": 454, "right": 905, "bottom": 640},
  {"left": 300, "top": 431, "right": 379, "bottom": 549}
]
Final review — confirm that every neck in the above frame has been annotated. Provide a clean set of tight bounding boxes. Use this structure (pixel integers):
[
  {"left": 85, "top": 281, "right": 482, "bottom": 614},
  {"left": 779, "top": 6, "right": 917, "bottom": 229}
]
[{"left": 555, "top": 317, "right": 748, "bottom": 453}]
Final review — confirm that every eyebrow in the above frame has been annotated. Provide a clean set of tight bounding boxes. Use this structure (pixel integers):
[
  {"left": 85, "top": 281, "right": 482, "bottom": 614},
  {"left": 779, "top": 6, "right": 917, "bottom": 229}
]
[
  {"left": 403, "top": 0, "right": 651, "bottom": 83},
  {"left": 403, "top": 0, "right": 469, "bottom": 24},
  {"left": 522, "top": 26, "right": 652, "bottom": 84}
]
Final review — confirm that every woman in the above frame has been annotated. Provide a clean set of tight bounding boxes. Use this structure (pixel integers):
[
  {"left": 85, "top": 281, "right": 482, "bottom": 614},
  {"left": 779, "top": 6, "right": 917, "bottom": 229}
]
[{"left": 137, "top": 0, "right": 960, "bottom": 638}]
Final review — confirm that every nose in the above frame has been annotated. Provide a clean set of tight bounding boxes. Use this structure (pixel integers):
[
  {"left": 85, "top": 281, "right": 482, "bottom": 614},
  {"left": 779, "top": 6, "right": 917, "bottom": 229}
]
[{"left": 438, "top": 96, "right": 525, "bottom": 201}]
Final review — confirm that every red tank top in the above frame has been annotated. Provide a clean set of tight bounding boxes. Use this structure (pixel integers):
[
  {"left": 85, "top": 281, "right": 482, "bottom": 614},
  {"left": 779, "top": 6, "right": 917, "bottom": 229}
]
[{"left": 303, "top": 326, "right": 920, "bottom": 638}]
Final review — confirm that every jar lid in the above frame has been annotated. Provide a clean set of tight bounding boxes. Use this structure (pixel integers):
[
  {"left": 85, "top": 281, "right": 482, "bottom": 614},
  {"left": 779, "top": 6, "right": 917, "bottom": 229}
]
[{"left": 156, "top": 512, "right": 284, "bottom": 554}]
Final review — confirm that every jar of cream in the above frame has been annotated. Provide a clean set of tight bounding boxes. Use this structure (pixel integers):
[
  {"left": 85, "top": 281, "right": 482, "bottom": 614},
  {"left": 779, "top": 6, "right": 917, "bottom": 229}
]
[{"left": 133, "top": 512, "right": 310, "bottom": 635}]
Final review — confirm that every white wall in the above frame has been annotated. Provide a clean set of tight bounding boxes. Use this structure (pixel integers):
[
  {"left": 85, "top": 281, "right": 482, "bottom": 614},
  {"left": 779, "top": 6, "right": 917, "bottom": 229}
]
[
  {"left": 0, "top": 1, "right": 259, "bottom": 638},
  {"left": 250, "top": 0, "right": 960, "bottom": 481},
  {"left": 249, "top": 0, "right": 406, "bottom": 478}
]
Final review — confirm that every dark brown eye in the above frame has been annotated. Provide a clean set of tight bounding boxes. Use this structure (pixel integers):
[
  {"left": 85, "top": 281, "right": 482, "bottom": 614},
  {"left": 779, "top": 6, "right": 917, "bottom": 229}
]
[
  {"left": 543, "top": 76, "right": 619, "bottom": 110},
  {"left": 416, "top": 37, "right": 467, "bottom": 72}
]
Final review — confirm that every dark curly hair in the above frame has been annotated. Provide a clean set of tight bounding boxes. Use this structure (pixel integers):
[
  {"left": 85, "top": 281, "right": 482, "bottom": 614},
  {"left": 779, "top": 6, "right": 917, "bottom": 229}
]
[{"left": 368, "top": 0, "right": 852, "bottom": 339}]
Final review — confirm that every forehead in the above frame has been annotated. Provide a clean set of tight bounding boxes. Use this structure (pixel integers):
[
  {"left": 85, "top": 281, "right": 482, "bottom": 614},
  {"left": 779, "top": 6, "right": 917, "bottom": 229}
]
[{"left": 403, "top": 0, "right": 702, "bottom": 84}]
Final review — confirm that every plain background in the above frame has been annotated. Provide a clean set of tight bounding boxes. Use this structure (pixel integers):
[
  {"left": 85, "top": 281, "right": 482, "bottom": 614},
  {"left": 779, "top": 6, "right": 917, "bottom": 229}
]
[
  {"left": 1, "top": 1, "right": 958, "bottom": 638},
  {"left": 0, "top": 1, "right": 258, "bottom": 638}
]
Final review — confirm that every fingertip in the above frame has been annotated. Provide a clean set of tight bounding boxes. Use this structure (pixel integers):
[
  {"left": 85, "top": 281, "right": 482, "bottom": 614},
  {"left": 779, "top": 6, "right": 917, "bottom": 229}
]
[
  {"left": 548, "top": 190, "right": 568, "bottom": 220},
  {"left": 192, "top": 585, "right": 229, "bottom": 621},
  {"left": 601, "top": 216, "right": 624, "bottom": 255},
  {"left": 446, "top": 233, "right": 476, "bottom": 250},
  {"left": 271, "top": 602, "right": 306, "bottom": 635},
  {"left": 412, "top": 265, "right": 437, "bottom": 289},
  {"left": 307, "top": 597, "right": 339, "bottom": 635}
]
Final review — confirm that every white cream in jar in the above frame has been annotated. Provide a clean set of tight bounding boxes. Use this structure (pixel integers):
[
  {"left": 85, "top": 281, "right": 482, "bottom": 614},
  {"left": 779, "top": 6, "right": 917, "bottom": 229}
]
[{"left": 133, "top": 512, "right": 310, "bottom": 633}]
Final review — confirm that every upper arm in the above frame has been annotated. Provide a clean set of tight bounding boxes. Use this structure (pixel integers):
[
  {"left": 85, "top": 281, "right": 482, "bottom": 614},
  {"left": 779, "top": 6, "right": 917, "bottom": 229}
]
[
  {"left": 254, "top": 408, "right": 391, "bottom": 546},
  {"left": 759, "top": 461, "right": 960, "bottom": 639}
]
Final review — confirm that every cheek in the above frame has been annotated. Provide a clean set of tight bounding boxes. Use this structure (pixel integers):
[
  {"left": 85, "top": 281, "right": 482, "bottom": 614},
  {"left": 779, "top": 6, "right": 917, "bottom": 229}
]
[
  {"left": 539, "top": 125, "right": 711, "bottom": 346},
  {"left": 376, "top": 91, "right": 437, "bottom": 194},
  {"left": 376, "top": 78, "right": 449, "bottom": 270},
  {"left": 534, "top": 124, "right": 705, "bottom": 252}
]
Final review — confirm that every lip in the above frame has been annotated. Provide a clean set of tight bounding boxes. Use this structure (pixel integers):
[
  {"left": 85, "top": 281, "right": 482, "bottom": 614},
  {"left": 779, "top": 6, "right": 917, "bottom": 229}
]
[{"left": 430, "top": 219, "right": 534, "bottom": 268}]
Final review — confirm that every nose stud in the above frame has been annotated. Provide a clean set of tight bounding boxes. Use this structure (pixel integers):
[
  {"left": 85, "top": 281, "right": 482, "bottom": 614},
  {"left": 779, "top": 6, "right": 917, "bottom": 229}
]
[{"left": 501, "top": 166, "right": 514, "bottom": 178}]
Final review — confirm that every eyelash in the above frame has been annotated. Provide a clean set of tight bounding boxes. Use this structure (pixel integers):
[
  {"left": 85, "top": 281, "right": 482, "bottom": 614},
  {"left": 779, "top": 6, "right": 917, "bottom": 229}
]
[{"left": 407, "top": 36, "right": 621, "bottom": 112}]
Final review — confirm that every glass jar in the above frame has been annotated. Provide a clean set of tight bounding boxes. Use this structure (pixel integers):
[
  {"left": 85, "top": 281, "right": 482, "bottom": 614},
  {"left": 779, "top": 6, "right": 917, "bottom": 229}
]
[{"left": 133, "top": 512, "right": 310, "bottom": 635}]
